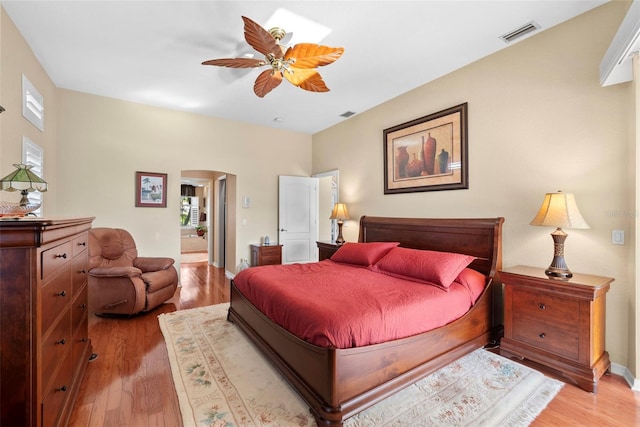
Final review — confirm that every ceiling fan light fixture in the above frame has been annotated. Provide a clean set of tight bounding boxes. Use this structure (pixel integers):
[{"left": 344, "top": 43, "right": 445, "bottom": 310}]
[{"left": 202, "top": 15, "right": 344, "bottom": 98}]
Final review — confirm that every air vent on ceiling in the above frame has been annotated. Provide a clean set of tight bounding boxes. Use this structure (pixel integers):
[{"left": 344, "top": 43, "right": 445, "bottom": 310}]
[
  {"left": 340, "top": 111, "right": 356, "bottom": 118},
  {"left": 500, "top": 21, "right": 540, "bottom": 43}
]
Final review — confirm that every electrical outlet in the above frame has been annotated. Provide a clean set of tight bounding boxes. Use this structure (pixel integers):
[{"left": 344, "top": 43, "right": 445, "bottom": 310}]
[{"left": 612, "top": 230, "right": 624, "bottom": 245}]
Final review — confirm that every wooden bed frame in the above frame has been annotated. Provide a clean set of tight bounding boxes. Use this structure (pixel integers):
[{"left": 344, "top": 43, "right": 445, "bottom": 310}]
[{"left": 228, "top": 216, "right": 504, "bottom": 426}]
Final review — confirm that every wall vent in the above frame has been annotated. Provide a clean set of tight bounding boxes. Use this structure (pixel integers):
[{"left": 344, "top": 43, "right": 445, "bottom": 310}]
[
  {"left": 500, "top": 21, "right": 540, "bottom": 43},
  {"left": 340, "top": 111, "right": 356, "bottom": 118}
]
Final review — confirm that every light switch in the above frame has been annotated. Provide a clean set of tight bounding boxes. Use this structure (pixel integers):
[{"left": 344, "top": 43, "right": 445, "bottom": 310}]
[{"left": 612, "top": 230, "right": 624, "bottom": 245}]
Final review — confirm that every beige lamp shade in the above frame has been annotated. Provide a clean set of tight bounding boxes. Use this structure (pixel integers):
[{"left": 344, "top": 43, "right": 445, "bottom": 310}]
[
  {"left": 530, "top": 191, "right": 589, "bottom": 229},
  {"left": 329, "top": 203, "right": 350, "bottom": 220}
]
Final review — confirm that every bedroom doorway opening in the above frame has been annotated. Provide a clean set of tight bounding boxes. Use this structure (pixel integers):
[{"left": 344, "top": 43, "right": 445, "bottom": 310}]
[{"left": 181, "top": 170, "right": 237, "bottom": 274}]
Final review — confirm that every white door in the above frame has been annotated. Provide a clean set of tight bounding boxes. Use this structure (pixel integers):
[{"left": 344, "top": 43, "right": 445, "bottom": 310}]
[{"left": 278, "top": 176, "right": 318, "bottom": 264}]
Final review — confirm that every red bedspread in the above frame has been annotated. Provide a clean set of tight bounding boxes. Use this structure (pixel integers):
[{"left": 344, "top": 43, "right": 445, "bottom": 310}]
[{"left": 232, "top": 260, "right": 487, "bottom": 349}]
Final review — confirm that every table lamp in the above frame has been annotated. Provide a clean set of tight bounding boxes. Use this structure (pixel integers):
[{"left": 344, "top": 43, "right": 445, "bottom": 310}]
[
  {"left": 329, "top": 203, "right": 349, "bottom": 245},
  {"left": 530, "top": 190, "right": 589, "bottom": 279},
  {"left": 0, "top": 163, "right": 48, "bottom": 206}
]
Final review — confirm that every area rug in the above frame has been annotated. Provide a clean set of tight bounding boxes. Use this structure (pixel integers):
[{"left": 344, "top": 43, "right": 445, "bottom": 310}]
[{"left": 159, "top": 303, "right": 563, "bottom": 426}]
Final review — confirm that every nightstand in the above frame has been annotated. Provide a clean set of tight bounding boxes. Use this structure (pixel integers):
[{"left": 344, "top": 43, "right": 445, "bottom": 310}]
[
  {"left": 317, "top": 241, "right": 341, "bottom": 261},
  {"left": 500, "top": 265, "right": 613, "bottom": 393},
  {"left": 250, "top": 244, "right": 282, "bottom": 266}
]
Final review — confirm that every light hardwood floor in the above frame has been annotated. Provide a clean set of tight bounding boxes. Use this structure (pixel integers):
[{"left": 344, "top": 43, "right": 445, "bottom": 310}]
[{"left": 68, "top": 262, "right": 639, "bottom": 426}]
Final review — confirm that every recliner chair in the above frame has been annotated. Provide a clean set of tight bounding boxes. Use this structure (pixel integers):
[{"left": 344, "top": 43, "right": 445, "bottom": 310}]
[{"left": 88, "top": 227, "right": 178, "bottom": 316}]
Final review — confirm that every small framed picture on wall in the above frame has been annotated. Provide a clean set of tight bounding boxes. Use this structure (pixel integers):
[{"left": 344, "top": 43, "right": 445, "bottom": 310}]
[{"left": 135, "top": 171, "right": 167, "bottom": 207}]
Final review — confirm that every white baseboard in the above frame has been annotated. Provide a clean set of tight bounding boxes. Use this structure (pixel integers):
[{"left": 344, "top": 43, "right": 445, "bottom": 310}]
[
  {"left": 225, "top": 270, "right": 235, "bottom": 280},
  {"left": 611, "top": 362, "right": 639, "bottom": 391}
]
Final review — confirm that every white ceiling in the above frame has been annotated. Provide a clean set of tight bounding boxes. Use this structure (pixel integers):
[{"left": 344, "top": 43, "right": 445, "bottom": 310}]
[{"left": 2, "top": 0, "right": 607, "bottom": 135}]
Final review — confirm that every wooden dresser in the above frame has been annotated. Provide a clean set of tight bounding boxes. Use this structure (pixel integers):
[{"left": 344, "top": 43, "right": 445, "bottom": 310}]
[
  {"left": 250, "top": 244, "right": 282, "bottom": 266},
  {"left": 0, "top": 217, "right": 94, "bottom": 427},
  {"left": 500, "top": 265, "right": 613, "bottom": 393}
]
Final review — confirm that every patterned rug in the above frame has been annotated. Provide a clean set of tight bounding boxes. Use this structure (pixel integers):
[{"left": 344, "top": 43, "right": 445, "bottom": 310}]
[{"left": 159, "top": 303, "right": 563, "bottom": 426}]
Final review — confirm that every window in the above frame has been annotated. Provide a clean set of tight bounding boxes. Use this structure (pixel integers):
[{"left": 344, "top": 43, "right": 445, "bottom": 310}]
[
  {"left": 22, "top": 74, "right": 44, "bottom": 131},
  {"left": 180, "top": 196, "right": 199, "bottom": 228},
  {"left": 22, "top": 137, "right": 44, "bottom": 216}
]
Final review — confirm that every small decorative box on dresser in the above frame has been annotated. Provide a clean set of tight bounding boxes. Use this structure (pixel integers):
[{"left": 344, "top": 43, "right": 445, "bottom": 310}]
[
  {"left": 250, "top": 244, "right": 282, "bottom": 266},
  {"left": 316, "top": 241, "right": 341, "bottom": 261},
  {"left": 500, "top": 265, "right": 614, "bottom": 393},
  {"left": 0, "top": 217, "right": 94, "bottom": 427}
]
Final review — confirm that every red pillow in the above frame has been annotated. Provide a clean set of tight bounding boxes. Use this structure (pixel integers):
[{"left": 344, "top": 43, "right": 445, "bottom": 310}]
[
  {"left": 372, "top": 247, "right": 475, "bottom": 290},
  {"left": 330, "top": 242, "right": 400, "bottom": 266}
]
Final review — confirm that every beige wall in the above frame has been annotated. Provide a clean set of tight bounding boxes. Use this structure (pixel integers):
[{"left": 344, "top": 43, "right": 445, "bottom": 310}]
[
  {"left": 1, "top": 9, "right": 59, "bottom": 214},
  {"left": 55, "top": 89, "right": 312, "bottom": 271},
  {"left": 313, "top": 2, "right": 636, "bottom": 372}
]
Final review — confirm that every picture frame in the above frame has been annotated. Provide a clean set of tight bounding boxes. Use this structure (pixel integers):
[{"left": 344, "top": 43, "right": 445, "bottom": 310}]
[
  {"left": 383, "top": 103, "right": 468, "bottom": 194},
  {"left": 135, "top": 171, "right": 167, "bottom": 207}
]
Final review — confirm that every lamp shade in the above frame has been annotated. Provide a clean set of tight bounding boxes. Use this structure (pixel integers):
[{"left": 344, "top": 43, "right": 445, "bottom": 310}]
[
  {"left": 329, "top": 203, "right": 349, "bottom": 220},
  {"left": 530, "top": 191, "right": 589, "bottom": 229},
  {"left": 0, "top": 163, "right": 48, "bottom": 193}
]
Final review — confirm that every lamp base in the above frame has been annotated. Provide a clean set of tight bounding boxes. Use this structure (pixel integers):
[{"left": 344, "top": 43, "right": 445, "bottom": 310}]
[
  {"left": 335, "top": 221, "right": 345, "bottom": 245},
  {"left": 545, "top": 266, "right": 573, "bottom": 279},
  {"left": 545, "top": 227, "right": 572, "bottom": 280}
]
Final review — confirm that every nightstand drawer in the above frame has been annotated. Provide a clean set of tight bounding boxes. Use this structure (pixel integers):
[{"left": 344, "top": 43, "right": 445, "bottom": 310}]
[
  {"left": 512, "top": 316, "right": 579, "bottom": 360},
  {"left": 512, "top": 289, "right": 579, "bottom": 326}
]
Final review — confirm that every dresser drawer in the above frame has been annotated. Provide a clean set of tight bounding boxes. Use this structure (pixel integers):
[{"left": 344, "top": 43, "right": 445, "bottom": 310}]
[
  {"left": 41, "top": 353, "right": 73, "bottom": 427},
  {"left": 42, "top": 308, "right": 71, "bottom": 393},
  {"left": 71, "top": 319, "right": 90, "bottom": 372},
  {"left": 511, "top": 288, "right": 579, "bottom": 326},
  {"left": 72, "top": 252, "right": 88, "bottom": 296},
  {"left": 71, "top": 285, "right": 88, "bottom": 336},
  {"left": 72, "top": 232, "right": 88, "bottom": 257},
  {"left": 41, "top": 265, "right": 72, "bottom": 330},
  {"left": 42, "top": 241, "right": 73, "bottom": 279}
]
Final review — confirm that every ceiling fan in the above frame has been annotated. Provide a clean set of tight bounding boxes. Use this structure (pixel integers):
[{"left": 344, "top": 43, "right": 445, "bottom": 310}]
[{"left": 202, "top": 16, "right": 344, "bottom": 98}]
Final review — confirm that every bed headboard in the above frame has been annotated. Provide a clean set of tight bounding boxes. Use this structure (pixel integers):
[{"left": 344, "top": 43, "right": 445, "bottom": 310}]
[{"left": 358, "top": 216, "right": 504, "bottom": 279}]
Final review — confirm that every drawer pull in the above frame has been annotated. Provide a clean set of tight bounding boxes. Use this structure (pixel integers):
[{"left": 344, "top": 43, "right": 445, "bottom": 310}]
[
  {"left": 79, "top": 269, "right": 87, "bottom": 274},
  {"left": 57, "top": 385, "right": 67, "bottom": 392},
  {"left": 80, "top": 303, "right": 87, "bottom": 309},
  {"left": 539, "top": 303, "right": 546, "bottom": 310},
  {"left": 56, "top": 338, "right": 66, "bottom": 345},
  {"left": 56, "top": 290, "right": 67, "bottom": 297},
  {"left": 539, "top": 333, "right": 546, "bottom": 339},
  {"left": 55, "top": 253, "right": 68, "bottom": 259},
  {"left": 78, "top": 242, "right": 87, "bottom": 246}
]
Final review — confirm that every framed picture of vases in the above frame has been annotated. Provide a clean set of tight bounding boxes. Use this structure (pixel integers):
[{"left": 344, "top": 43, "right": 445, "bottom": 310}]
[{"left": 383, "top": 103, "right": 468, "bottom": 194}]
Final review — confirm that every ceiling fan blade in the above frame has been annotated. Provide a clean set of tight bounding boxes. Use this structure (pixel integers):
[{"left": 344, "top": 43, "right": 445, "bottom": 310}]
[
  {"left": 284, "top": 44, "right": 344, "bottom": 69},
  {"left": 202, "top": 58, "right": 266, "bottom": 68},
  {"left": 242, "top": 16, "right": 282, "bottom": 58},
  {"left": 284, "top": 68, "right": 330, "bottom": 92},
  {"left": 254, "top": 69, "right": 283, "bottom": 98}
]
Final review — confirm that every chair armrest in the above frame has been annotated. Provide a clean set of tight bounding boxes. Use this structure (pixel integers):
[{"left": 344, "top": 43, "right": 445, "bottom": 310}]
[
  {"left": 89, "top": 266, "right": 142, "bottom": 278},
  {"left": 134, "top": 257, "right": 175, "bottom": 272}
]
